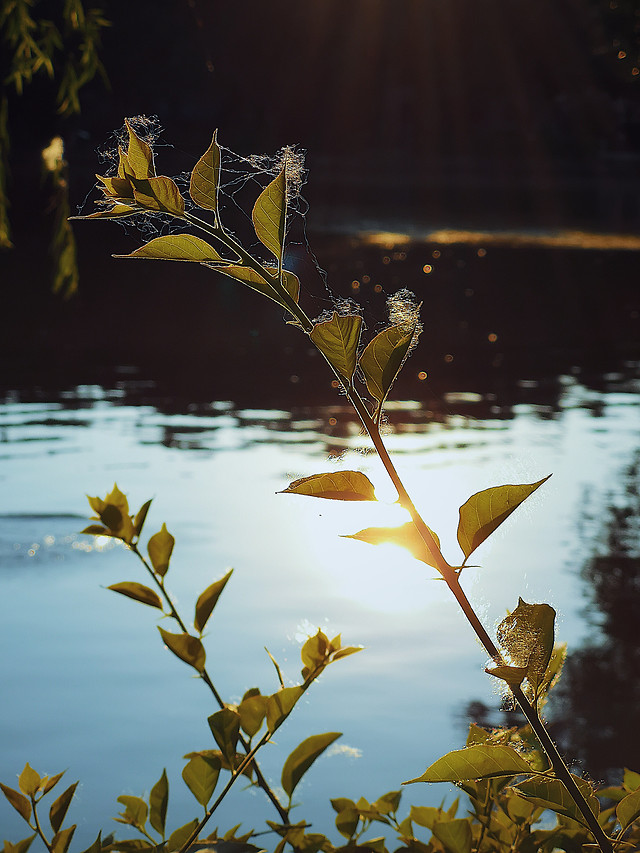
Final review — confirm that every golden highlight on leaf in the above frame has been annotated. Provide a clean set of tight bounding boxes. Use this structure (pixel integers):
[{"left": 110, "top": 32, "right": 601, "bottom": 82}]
[
  {"left": 190, "top": 131, "right": 221, "bottom": 212},
  {"left": 405, "top": 745, "right": 533, "bottom": 784},
  {"left": 359, "top": 322, "right": 416, "bottom": 418},
  {"left": 280, "top": 471, "right": 377, "bottom": 501},
  {"left": 343, "top": 522, "right": 444, "bottom": 571},
  {"left": 114, "top": 234, "right": 227, "bottom": 263},
  {"left": 310, "top": 312, "right": 362, "bottom": 384},
  {"left": 497, "top": 599, "right": 556, "bottom": 696},
  {"left": 215, "top": 265, "right": 300, "bottom": 309},
  {"left": 252, "top": 169, "right": 286, "bottom": 261}
]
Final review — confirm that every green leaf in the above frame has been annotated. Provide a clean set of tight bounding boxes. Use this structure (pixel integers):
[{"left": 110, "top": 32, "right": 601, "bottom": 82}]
[
  {"left": 310, "top": 312, "right": 362, "bottom": 384},
  {"left": 624, "top": 768, "right": 640, "bottom": 792},
  {"left": 514, "top": 776, "right": 599, "bottom": 828},
  {"left": 42, "top": 772, "right": 66, "bottom": 795},
  {"left": 107, "top": 582, "right": 163, "bottom": 610},
  {"left": 216, "top": 265, "right": 300, "bottom": 308},
  {"left": 18, "top": 764, "right": 41, "bottom": 797},
  {"left": 238, "top": 692, "right": 269, "bottom": 738},
  {"left": 69, "top": 203, "right": 138, "bottom": 220},
  {"left": 485, "top": 664, "right": 529, "bottom": 687},
  {"left": 114, "top": 234, "right": 226, "bottom": 263},
  {"left": 149, "top": 769, "right": 168, "bottom": 838},
  {"left": 405, "top": 745, "right": 533, "bottom": 784},
  {"left": 266, "top": 686, "right": 304, "bottom": 732},
  {"left": 147, "top": 523, "right": 174, "bottom": 577},
  {"left": 330, "top": 800, "right": 360, "bottom": 839},
  {"left": 194, "top": 569, "right": 233, "bottom": 634},
  {"left": 190, "top": 131, "right": 220, "bottom": 211},
  {"left": 497, "top": 599, "right": 556, "bottom": 694},
  {"left": 0, "top": 783, "right": 31, "bottom": 821},
  {"left": 2, "top": 834, "right": 37, "bottom": 853},
  {"left": 131, "top": 176, "right": 185, "bottom": 216},
  {"left": 124, "top": 120, "right": 155, "bottom": 178},
  {"left": 51, "top": 826, "right": 76, "bottom": 853},
  {"left": 281, "top": 732, "right": 342, "bottom": 799},
  {"left": 457, "top": 476, "right": 551, "bottom": 561},
  {"left": 133, "top": 499, "right": 152, "bottom": 538},
  {"left": 252, "top": 169, "right": 286, "bottom": 261},
  {"left": 182, "top": 754, "right": 221, "bottom": 808},
  {"left": 373, "top": 790, "right": 402, "bottom": 815},
  {"left": 432, "top": 819, "right": 472, "bottom": 853},
  {"left": 208, "top": 708, "right": 241, "bottom": 767},
  {"left": 165, "top": 820, "right": 198, "bottom": 852},
  {"left": 410, "top": 805, "right": 440, "bottom": 829},
  {"left": 158, "top": 627, "right": 206, "bottom": 673},
  {"left": 280, "top": 471, "right": 377, "bottom": 501},
  {"left": 343, "top": 522, "right": 443, "bottom": 571},
  {"left": 80, "top": 525, "right": 109, "bottom": 536},
  {"left": 49, "top": 782, "right": 78, "bottom": 834},
  {"left": 116, "top": 795, "right": 148, "bottom": 829},
  {"left": 77, "top": 832, "right": 102, "bottom": 853},
  {"left": 359, "top": 323, "right": 416, "bottom": 416},
  {"left": 617, "top": 787, "right": 640, "bottom": 833}
]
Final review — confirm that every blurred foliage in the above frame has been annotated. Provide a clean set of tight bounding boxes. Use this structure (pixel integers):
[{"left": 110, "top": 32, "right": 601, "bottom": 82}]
[{"left": 0, "top": 0, "right": 109, "bottom": 294}]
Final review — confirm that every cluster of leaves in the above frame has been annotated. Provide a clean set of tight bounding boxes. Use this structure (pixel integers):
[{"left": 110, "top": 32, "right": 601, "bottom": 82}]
[{"left": 1, "top": 0, "right": 109, "bottom": 293}]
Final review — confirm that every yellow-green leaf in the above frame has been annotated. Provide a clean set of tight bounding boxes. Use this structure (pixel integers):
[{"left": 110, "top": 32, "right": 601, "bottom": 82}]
[
  {"left": 405, "top": 745, "right": 533, "bottom": 784},
  {"left": 457, "top": 476, "right": 551, "bottom": 561},
  {"left": 208, "top": 708, "right": 241, "bottom": 767},
  {"left": 266, "top": 686, "right": 304, "bottom": 733},
  {"left": 0, "top": 783, "right": 32, "bottom": 821},
  {"left": 107, "top": 582, "right": 163, "bottom": 610},
  {"left": 432, "top": 819, "right": 472, "bottom": 853},
  {"left": 131, "top": 176, "right": 185, "bottom": 216},
  {"left": 252, "top": 169, "right": 286, "bottom": 260},
  {"left": 182, "top": 754, "right": 220, "bottom": 808},
  {"left": 280, "top": 471, "right": 376, "bottom": 501},
  {"left": 42, "top": 772, "right": 66, "bottom": 796},
  {"left": 18, "top": 763, "right": 41, "bottom": 797},
  {"left": 343, "top": 522, "right": 443, "bottom": 571},
  {"left": 147, "top": 523, "right": 174, "bottom": 577},
  {"left": 149, "top": 769, "right": 168, "bottom": 838},
  {"left": 158, "top": 627, "right": 206, "bottom": 673},
  {"left": 617, "top": 787, "right": 640, "bottom": 833},
  {"left": 166, "top": 820, "right": 198, "bottom": 852},
  {"left": 497, "top": 599, "right": 556, "bottom": 694},
  {"left": 194, "top": 569, "right": 233, "bottom": 634},
  {"left": 69, "top": 203, "right": 138, "bottom": 220},
  {"left": 190, "top": 131, "right": 220, "bottom": 211},
  {"left": 310, "top": 312, "right": 362, "bottom": 384},
  {"left": 485, "top": 664, "right": 529, "bottom": 687},
  {"left": 116, "top": 795, "right": 148, "bottom": 828},
  {"left": 4, "top": 833, "right": 37, "bottom": 853},
  {"left": 359, "top": 323, "right": 416, "bottom": 414},
  {"left": 114, "top": 234, "right": 226, "bottom": 263},
  {"left": 133, "top": 499, "right": 152, "bottom": 538},
  {"left": 51, "top": 825, "right": 76, "bottom": 853},
  {"left": 49, "top": 783, "right": 78, "bottom": 834},
  {"left": 124, "top": 120, "right": 155, "bottom": 179},
  {"left": 238, "top": 692, "right": 269, "bottom": 738},
  {"left": 216, "top": 265, "right": 300, "bottom": 308},
  {"left": 281, "top": 732, "right": 342, "bottom": 799},
  {"left": 514, "top": 776, "right": 599, "bottom": 828}
]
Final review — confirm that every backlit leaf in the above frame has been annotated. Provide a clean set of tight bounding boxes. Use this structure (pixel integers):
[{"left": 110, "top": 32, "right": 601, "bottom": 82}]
[
  {"left": 624, "top": 768, "right": 640, "bottom": 791},
  {"left": 280, "top": 471, "right": 377, "bottom": 502},
  {"left": 114, "top": 234, "right": 226, "bottom": 263},
  {"left": 42, "top": 771, "right": 66, "bottom": 795},
  {"left": 343, "top": 522, "right": 443, "bottom": 571},
  {"left": 266, "top": 686, "right": 304, "bottom": 732},
  {"left": 158, "top": 627, "right": 206, "bottom": 673},
  {"left": 18, "top": 764, "right": 40, "bottom": 797},
  {"left": 617, "top": 787, "right": 640, "bottom": 833},
  {"left": 107, "top": 582, "right": 163, "bottom": 610},
  {"left": 359, "top": 323, "right": 416, "bottom": 416},
  {"left": 405, "top": 745, "right": 533, "bottom": 784},
  {"left": 182, "top": 754, "right": 220, "bottom": 808},
  {"left": 166, "top": 820, "right": 198, "bottom": 852},
  {"left": 51, "top": 826, "right": 76, "bottom": 853},
  {"left": 49, "top": 782, "right": 78, "bottom": 834},
  {"left": 69, "top": 203, "right": 138, "bottom": 220},
  {"left": 281, "top": 732, "right": 342, "bottom": 799},
  {"left": 457, "top": 476, "right": 551, "bottom": 561},
  {"left": 515, "top": 776, "right": 599, "bottom": 828},
  {"left": 133, "top": 499, "right": 152, "bottom": 538},
  {"left": 485, "top": 664, "right": 529, "bottom": 687},
  {"left": 3, "top": 834, "right": 37, "bottom": 853},
  {"left": 124, "top": 120, "right": 155, "bottom": 179},
  {"left": 310, "top": 312, "right": 362, "bottom": 384},
  {"left": 410, "top": 806, "right": 440, "bottom": 829},
  {"left": 190, "top": 131, "right": 220, "bottom": 211},
  {"left": 149, "top": 769, "right": 168, "bottom": 838},
  {"left": 238, "top": 692, "right": 269, "bottom": 738},
  {"left": 0, "top": 783, "right": 31, "bottom": 821},
  {"left": 116, "top": 795, "right": 148, "bottom": 828},
  {"left": 252, "top": 169, "right": 286, "bottom": 260},
  {"left": 147, "top": 523, "right": 174, "bottom": 577},
  {"left": 194, "top": 569, "right": 233, "bottom": 634},
  {"left": 208, "top": 708, "right": 241, "bottom": 767},
  {"left": 131, "top": 176, "right": 185, "bottom": 216},
  {"left": 216, "top": 265, "right": 300, "bottom": 308},
  {"left": 497, "top": 599, "right": 556, "bottom": 694},
  {"left": 432, "top": 819, "right": 472, "bottom": 853}
]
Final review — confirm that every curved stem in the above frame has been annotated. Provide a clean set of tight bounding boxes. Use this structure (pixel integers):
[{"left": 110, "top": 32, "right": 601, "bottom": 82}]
[{"left": 31, "top": 799, "right": 53, "bottom": 853}]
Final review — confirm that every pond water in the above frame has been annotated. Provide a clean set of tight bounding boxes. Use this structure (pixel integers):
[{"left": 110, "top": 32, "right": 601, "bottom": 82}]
[{"left": 1, "top": 366, "right": 639, "bottom": 848}]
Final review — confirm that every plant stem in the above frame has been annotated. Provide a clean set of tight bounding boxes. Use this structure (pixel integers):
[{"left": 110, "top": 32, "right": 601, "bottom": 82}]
[
  {"left": 128, "top": 544, "right": 289, "bottom": 823},
  {"left": 30, "top": 799, "right": 53, "bottom": 853}
]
